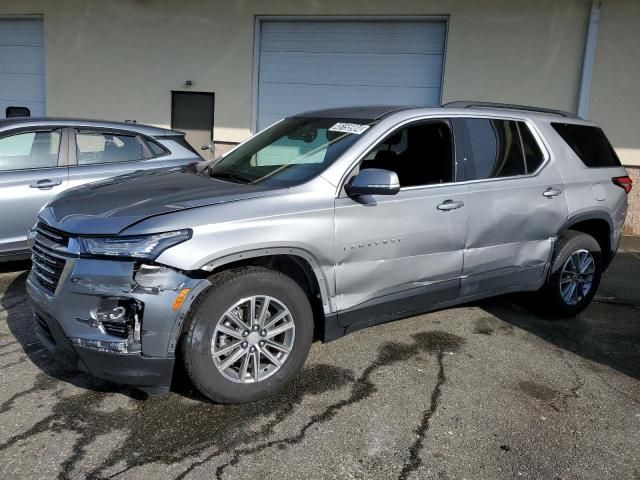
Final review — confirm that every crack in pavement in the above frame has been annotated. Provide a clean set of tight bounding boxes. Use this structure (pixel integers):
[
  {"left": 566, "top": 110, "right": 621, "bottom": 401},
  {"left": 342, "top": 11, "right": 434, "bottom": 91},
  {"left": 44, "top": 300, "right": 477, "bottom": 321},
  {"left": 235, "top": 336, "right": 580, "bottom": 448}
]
[
  {"left": 0, "top": 341, "right": 18, "bottom": 350},
  {"left": 0, "top": 332, "right": 463, "bottom": 480},
  {"left": 0, "top": 342, "right": 43, "bottom": 358},
  {"left": 83, "top": 364, "right": 355, "bottom": 479},
  {"left": 593, "top": 297, "right": 640, "bottom": 310},
  {"left": 0, "top": 372, "right": 58, "bottom": 415},
  {"left": 550, "top": 359, "right": 584, "bottom": 413},
  {"left": 0, "top": 297, "right": 27, "bottom": 314},
  {"left": 1, "top": 355, "right": 28, "bottom": 369},
  {"left": 207, "top": 331, "right": 464, "bottom": 480},
  {"left": 397, "top": 350, "right": 447, "bottom": 480},
  {"left": 545, "top": 335, "right": 585, "bottom": 414}
]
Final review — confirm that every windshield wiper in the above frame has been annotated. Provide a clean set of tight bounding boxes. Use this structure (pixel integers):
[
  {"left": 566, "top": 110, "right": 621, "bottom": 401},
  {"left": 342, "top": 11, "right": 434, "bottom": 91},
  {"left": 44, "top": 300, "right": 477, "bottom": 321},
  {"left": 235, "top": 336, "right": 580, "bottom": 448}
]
[{"left": 209, "top": 169, "right": 255, "bottom": 185}]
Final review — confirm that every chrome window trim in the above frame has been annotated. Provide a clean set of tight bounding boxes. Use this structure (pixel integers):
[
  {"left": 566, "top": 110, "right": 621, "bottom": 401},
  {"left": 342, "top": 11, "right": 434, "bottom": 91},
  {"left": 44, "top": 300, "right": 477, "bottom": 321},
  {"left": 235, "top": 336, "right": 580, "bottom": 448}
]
[{"left": 335, "top": 113, "right": 552, "bottom": 198}]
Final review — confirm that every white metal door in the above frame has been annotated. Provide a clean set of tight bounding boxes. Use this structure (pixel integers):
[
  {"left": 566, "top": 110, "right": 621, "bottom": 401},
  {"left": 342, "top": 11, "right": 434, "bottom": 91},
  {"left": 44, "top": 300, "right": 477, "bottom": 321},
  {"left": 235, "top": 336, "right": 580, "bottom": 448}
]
[
  {"left": 0, "top": 17, "right": 45, "bottom": 118},
  {"left": 256, "top": 19, "right": 446, "bottom": 130}
]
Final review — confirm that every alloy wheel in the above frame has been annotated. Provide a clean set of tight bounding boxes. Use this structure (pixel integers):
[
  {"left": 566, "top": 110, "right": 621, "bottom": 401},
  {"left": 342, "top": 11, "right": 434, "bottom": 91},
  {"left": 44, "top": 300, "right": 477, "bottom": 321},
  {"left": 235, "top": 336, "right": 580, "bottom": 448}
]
[
  {"left": 559, "top": 249, "right": 595, "bottom": 306},
  {"left": 211, "top": 295, "right": 295, "bottom": 383}
]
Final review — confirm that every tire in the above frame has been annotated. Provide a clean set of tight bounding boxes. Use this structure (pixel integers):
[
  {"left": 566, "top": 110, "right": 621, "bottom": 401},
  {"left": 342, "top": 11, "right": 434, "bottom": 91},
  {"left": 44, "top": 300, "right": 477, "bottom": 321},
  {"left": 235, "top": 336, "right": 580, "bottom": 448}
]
[
  {"left": 181, "top": 266, "right": 314, "bottom": 404},
  {"left": 536, "top": 230, "right": 602, "bottom": 318}
]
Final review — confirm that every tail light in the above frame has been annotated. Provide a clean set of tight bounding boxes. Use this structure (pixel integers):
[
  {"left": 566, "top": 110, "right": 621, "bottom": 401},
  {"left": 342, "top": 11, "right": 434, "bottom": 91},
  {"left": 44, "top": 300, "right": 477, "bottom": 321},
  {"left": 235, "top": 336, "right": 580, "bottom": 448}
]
[{"left": 612, "top": 176, "right": 633, "bottom": 194}]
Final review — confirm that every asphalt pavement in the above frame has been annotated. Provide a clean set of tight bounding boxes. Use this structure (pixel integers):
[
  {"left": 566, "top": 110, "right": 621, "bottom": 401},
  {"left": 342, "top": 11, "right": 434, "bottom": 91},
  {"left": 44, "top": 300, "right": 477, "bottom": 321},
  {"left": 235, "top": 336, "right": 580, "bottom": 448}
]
[{"left": 1, "top": 238, "right": 639, "bottom": 479}]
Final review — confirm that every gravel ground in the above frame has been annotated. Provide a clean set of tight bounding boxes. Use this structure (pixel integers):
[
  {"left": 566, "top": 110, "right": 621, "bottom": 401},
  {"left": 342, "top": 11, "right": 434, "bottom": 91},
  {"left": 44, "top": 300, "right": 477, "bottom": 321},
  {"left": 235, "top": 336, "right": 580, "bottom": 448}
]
[{"left": 0, "top": 238, "right": 639, "bottom": 480}]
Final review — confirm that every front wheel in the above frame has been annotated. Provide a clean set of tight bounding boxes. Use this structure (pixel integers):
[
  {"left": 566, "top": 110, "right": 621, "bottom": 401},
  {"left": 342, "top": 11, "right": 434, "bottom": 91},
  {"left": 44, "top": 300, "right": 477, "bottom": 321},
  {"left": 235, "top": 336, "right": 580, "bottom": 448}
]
[
  {"left": 182, "top": 266, "right": 314, "bottom": 404},
  {"left": 536, "top": 230, "right": 602, "bottom": 318}
]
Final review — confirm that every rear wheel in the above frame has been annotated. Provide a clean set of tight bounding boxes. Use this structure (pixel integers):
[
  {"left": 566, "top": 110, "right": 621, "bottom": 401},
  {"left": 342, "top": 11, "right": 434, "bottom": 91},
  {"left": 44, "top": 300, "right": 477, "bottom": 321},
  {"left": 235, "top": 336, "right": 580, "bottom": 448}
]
[
  {"left": 182, "top": 266, "right": 314, "bottom": 404},
  {"left": 536, "top": 230, "right": 602, "bottom": 318}
]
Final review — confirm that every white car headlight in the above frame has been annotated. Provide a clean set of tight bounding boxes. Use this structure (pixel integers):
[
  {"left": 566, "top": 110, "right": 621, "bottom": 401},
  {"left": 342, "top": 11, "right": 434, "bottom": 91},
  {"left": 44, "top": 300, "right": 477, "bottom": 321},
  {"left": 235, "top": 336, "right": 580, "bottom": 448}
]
[{"left": 78, "top": 230, "right": 191, "bottom": 260}]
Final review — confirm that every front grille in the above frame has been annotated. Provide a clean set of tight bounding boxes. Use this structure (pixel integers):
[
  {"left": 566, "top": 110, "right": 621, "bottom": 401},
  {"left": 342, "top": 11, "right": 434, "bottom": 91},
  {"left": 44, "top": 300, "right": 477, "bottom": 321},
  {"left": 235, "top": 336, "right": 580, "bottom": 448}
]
[
  {"left": 31, "top": 222, "right": 70, "bottom": 295},
  {"left": 102, "top": 321, "right": 130, "bottom": 338}
]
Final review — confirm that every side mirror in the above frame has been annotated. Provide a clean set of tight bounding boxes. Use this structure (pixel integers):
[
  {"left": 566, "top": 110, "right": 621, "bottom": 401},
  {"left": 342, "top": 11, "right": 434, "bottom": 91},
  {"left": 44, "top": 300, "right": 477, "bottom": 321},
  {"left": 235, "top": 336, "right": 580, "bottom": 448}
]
[{"left": 345, "top": 168, "right": 400, "bottom": 197}]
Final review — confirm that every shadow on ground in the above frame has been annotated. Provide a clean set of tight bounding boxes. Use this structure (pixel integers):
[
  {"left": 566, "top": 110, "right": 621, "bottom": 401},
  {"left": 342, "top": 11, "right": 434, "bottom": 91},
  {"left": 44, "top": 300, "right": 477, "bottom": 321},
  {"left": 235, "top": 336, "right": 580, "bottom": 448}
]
[
  {"left": 1, "top": 264, "right": 465, "bottom": 479},
  {"left": 0, "top": 270, "right": 151, "bottom": 399},
  {"left": 480, "top": 250, "right": 640, "bottom": 380},
  {"left": 2, "top": 250, "right": 640, "bottom": 396}
]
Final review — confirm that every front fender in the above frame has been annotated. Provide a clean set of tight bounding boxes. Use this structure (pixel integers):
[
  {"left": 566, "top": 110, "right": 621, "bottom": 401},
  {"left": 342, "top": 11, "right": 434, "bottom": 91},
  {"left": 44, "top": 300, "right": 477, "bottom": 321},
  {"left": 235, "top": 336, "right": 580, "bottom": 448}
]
[{"left": 199, "top": 246, "right": 335, "bottom": 314}]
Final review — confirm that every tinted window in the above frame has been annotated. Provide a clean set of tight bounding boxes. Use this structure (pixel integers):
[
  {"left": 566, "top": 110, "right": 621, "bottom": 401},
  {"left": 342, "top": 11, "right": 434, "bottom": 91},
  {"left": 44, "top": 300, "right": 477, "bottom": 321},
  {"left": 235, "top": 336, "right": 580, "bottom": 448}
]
[
  {"left": 146, "top": 139, "right": 169, "bottom": 157},
  {"left": 361, "top": 121, "right": 453, "bottom": 187},
  {"left": 0, "top": 129, "right": 61, "bottom": 172},
  {"left": 519, "top": 123, "right": 544, "bottom": 173},
  {"left": 76, "top": 130, "right": 144, "bottom": 165},
  {"left": 461, "top": 119, "right": 526, "bottom": 179},
  {"left": 552, "top": 123, "right": 621, "bottom": 168}
]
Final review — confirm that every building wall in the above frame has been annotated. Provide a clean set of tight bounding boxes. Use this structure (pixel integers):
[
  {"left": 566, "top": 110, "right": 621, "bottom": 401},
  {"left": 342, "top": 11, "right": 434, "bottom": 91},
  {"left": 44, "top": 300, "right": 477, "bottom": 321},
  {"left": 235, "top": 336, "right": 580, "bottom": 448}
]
[
  {"left": 586, "top": 0, "right": 640, "bottom": 233},
  {"left": 1, "top": 0, "right": 640, "bottom": 231},
  {"left": 2, "top": 0, "right": 589, "bottom": 143},
  {"left": 624, "top": 166, "right": 640, "bottom": 235},
  {"left": 589, "top": 0, "right": 640, "bottom": 168}
]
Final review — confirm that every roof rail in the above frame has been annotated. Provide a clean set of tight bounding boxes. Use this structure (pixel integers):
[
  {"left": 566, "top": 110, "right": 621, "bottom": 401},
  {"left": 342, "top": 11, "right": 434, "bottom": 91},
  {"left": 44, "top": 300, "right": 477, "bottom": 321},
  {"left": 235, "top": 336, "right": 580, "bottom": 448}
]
[{"left": 442, "top": 101, "right": 577, "bottom": 118}]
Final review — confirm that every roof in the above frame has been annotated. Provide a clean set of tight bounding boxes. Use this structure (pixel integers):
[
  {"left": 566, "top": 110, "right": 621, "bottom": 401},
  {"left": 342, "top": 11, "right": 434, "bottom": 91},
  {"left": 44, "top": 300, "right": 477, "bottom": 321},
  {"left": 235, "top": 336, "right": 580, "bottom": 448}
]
[
  {"left": 442, "top": 101, "right": 577, "bottom": 118},
  {"left": 0, "top": 117, "right": 180, "bottom": 137},
  {"left": 297, "top": 105, "right": 415, "bottom": 120},
  {"left": 294, "top": 102, "right": 589, "bottom": 123}
]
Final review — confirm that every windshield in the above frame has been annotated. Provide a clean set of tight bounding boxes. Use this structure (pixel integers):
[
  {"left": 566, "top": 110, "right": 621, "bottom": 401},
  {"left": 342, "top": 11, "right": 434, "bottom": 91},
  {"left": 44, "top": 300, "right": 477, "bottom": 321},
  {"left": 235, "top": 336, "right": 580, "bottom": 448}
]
[{"left": 208, "top": 117, "right": 376, "bottom": 186}]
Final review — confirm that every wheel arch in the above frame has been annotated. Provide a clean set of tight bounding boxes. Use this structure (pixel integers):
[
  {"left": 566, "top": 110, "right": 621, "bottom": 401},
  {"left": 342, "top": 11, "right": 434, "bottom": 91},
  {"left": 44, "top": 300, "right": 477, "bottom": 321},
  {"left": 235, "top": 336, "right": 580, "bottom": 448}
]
[
  {"left": 199, "top": 248, "right": 334, "bottom": 340},
  {"left": 557, "top": 211, "right": 613, "bottom": 263}
]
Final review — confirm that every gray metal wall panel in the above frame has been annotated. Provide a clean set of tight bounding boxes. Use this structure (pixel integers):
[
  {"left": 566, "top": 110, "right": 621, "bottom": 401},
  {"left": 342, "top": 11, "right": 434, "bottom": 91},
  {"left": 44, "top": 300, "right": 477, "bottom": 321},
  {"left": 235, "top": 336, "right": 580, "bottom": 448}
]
[
  {"left": 0, "top": 18, "right": 45, "bottom": 118},
  {"left": 257, "top": 20, "right": 446, "bottom": 130}
]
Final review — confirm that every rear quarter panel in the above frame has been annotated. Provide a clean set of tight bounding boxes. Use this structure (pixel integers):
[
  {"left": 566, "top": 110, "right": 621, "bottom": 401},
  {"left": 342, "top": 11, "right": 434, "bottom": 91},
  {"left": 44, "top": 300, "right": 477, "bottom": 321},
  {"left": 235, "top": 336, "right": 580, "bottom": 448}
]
[{"left": 537, "top": 121, "right": 628, "bottom": 248}]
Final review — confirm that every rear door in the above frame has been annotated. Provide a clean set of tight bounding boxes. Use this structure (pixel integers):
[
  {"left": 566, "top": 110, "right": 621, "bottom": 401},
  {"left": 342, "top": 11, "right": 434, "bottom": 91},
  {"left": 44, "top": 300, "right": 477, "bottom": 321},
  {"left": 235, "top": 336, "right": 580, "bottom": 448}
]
[
  {"left": 334, "top": 118, "right": 469, "bottom": 326},
  {"left": 454, "top": 117, "right": 569, "bottom": 297},
  {"left": 0, "top": 127, "right": 68, "bottom": 256},
  {"left": 68, "top": 128, "right": 182, "bottom": 189}
]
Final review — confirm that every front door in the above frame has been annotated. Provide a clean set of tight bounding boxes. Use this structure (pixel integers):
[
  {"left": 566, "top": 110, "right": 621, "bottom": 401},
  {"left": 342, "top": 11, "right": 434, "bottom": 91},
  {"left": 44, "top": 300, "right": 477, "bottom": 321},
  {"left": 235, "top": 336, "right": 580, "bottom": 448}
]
[
  {"left": 453, "top": 117, "right": 569, "bottom": 296},
  {"left": 334, "top": 119, "right": 469, "bottom": 327},
  {"left": 0, "top": 127, "right": 68, "bottom": 256},
  {"left": 171, "top": 91, "right": 215, "bottom": 155}
]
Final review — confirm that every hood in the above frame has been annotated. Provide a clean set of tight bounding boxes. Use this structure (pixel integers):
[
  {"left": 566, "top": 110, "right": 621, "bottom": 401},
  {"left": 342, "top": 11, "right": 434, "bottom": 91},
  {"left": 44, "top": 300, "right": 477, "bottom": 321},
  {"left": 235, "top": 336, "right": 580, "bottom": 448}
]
[{"left": 39, "top": 168, "right": 285, "bottom": 235}]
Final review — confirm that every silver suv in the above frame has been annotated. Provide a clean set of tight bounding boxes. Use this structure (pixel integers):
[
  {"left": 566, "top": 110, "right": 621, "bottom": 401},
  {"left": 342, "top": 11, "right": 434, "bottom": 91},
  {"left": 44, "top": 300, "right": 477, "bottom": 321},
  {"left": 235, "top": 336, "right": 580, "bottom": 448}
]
[
  {"left": 26, "top": 103, "right": 630, "bottom": 403},
  {"left": 0, "top": 118, "right": 200, "bottom": 261}
]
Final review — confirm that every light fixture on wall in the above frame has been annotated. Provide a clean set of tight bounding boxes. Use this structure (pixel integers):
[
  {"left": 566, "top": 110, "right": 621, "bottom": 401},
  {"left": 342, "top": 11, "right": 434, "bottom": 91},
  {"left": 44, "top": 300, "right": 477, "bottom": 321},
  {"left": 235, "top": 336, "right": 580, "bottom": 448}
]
[{"left": 184, "top": 80, "right": 193, "bottom": 87}]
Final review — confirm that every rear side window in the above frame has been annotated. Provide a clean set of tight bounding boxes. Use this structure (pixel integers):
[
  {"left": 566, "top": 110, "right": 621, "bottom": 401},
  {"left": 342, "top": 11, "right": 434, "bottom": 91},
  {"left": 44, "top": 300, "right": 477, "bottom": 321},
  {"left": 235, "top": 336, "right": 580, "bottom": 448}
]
[
  {"left": 552, "top": 123, "right": 621, "bottom": 168},
  {"left": 458, "top": 119, "right": 544, "bottom": 180},
  {"left": 76, "top": 130, "right": 145, "bottom": 165},
  {"left": 146, "top": 138, "right": 169, "bottom": 157}
]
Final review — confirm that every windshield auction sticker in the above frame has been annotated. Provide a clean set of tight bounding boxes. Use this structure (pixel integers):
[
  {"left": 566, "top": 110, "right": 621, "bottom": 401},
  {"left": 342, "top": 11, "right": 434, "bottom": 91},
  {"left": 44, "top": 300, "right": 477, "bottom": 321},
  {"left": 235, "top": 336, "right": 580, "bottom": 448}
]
[{"left": 328, "top": 123, "right": 371, "bottom": 135}]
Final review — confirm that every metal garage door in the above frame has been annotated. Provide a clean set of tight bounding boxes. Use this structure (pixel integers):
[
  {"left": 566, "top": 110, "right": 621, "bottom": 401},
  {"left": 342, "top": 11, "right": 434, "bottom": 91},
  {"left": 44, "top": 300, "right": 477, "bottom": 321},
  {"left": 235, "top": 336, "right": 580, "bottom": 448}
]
[
  {"left": 0, "top": 17, "right": 45, "bottom": 118},
  {"left": 256, "top": 19, "right": 446, "bottom": 130}
]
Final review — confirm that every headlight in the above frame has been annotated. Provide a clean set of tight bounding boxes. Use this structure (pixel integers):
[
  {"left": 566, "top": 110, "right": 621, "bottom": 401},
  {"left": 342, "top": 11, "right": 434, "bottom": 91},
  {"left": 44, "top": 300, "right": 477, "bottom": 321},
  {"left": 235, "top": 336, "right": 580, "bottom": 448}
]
[{"left": 78, "top": 229, "right": 191, "bottom": 260}]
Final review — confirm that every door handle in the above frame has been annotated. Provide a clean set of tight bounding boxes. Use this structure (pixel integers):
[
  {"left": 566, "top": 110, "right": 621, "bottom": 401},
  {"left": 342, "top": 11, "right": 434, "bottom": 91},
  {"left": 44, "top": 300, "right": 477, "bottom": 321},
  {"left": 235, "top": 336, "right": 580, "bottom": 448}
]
[
  {"left": 29, "top": 179, "right": 62, "bottom": 189},
  {"left": 437, "top": 199, "right": 465, "bottom": 211},
  {"left": 543, "top": 187, "right": 562, "bottom": 198}
]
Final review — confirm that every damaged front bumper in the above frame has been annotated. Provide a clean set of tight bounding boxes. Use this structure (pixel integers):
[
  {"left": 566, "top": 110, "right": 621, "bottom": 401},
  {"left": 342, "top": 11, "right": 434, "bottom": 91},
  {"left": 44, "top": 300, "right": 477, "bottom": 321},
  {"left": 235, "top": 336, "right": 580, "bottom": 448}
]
[{"left": 26, "top": 258, "right": 210, "bottom": 392}]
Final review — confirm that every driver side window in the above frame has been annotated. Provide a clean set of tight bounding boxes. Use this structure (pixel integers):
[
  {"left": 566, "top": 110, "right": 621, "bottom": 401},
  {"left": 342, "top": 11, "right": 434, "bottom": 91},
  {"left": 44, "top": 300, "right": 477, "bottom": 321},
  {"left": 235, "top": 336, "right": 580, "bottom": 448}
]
[{"left": 360, "top": 120, "right": 454, "bottom": 187}]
